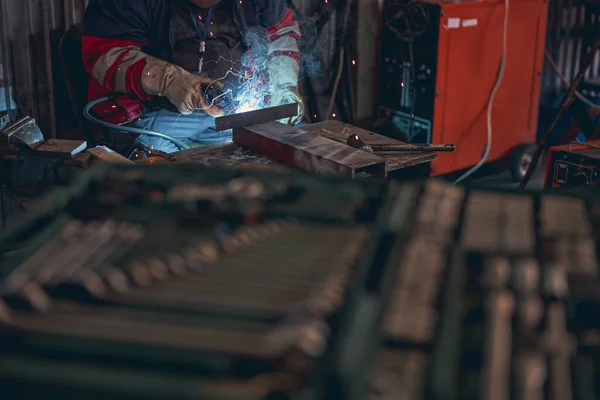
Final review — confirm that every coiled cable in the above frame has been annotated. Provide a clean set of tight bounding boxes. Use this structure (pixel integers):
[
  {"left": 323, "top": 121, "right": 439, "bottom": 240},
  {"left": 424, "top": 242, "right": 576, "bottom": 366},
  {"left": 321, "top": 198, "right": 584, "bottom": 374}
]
[{"left": 83, "top": 96, "right": 190, "bottom": 151}]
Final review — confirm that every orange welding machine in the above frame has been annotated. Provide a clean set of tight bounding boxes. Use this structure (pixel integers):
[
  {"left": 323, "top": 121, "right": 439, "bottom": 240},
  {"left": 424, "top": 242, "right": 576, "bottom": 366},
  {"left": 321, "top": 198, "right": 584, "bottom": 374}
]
[{"left": 378, "top": 0, "right": 548, "bottom": 181}]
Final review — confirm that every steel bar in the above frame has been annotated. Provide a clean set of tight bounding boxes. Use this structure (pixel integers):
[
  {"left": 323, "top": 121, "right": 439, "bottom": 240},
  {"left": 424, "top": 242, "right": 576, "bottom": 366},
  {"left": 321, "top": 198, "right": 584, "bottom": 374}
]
[
  {"left": 372, "top": 144, "right": 455, "bottom": 153},
  {"left": 233, "top": 121, "right": 386, "bottom": 177},
  {"left": 214, "top": 103, "right": 299, "bottom": 131}
]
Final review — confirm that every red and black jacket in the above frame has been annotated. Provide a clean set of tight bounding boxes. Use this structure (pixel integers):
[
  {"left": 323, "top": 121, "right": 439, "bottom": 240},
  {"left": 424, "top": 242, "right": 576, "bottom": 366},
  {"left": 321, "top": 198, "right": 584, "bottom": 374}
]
[{"left": 82, "top": 0, "right": 301, "bottom": 124}]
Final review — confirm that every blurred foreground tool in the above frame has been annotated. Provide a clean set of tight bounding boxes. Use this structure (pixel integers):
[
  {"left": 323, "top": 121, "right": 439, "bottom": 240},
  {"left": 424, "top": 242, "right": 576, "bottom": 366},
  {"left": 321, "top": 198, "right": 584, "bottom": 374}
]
[
  {"left": 2, "top": 165, "right": 600, "bottom": 399},
  {"left": 346, "top": 134, "right": 455, "bottom": 153},
  {"left": 0, "top": 164, "right": 400, "bottom": 399}
]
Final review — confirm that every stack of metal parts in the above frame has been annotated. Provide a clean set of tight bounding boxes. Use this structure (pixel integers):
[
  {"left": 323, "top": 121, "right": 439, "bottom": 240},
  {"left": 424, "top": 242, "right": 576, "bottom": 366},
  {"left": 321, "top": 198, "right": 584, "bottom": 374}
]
[
  {"left": 372, "top": 181, "right": 600, "bottom": 400},
  {"left": 2, "top": 164, "right": 600, "bottom": 399},
  {"left": 0, "top": 165, "right": 401, "bottom": 400}
]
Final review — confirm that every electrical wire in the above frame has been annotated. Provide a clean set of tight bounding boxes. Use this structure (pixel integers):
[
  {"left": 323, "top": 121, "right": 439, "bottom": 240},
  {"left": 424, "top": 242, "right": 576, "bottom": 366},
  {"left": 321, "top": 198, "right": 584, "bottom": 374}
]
[
  {"left": 326, "top": 0, "right": 353, "bottom": 120},
  {"left": 83, "top": 96, "right": 190, "bottom": 151},
  {"left": 544, "top": 49, "right": 598, "bottom": 109},
  {"left": 454, "top": 0, "right": 509, "bottom": 184},
  {"left": 327, "top": 47, "right": 345, "bottom": 119},
  {"left": 408, "top": 39, "right": 416, "bottom": 140}
]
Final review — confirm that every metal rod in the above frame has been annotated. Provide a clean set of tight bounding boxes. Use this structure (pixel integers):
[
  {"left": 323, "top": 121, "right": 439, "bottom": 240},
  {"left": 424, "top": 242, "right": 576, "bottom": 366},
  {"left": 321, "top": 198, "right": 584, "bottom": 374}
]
[
  {"left": 372, "top": 144, "right": 455, "bottom": 153},
  {"left": 214, "top": 103, "right": 299, "bottom": 131}
]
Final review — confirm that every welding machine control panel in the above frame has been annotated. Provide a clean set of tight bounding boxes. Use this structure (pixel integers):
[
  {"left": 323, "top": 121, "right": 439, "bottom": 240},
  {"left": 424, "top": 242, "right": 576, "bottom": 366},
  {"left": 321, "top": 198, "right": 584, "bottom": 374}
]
[{"left": 546, "top": 146, "right": 600, "bottom": 189}]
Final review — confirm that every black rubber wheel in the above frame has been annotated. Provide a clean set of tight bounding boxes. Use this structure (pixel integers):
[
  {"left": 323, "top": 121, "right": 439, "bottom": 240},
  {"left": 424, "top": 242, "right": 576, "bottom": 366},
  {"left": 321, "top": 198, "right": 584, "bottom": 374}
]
[{"left": 509, "top": 143, "right": 537, "bottom": 182}]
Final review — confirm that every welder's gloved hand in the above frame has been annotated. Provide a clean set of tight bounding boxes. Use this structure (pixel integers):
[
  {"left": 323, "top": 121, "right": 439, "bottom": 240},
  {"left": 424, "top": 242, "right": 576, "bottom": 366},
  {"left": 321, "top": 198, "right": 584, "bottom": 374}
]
[
  {"left": 141, "top": 57, "right": 224, "bottom": 117},
  {"left": 267, "top": 56, "right": 304, "bottom": 125},
  {"left": 271, "top": 86, "right": 305, "bottom": 125}
]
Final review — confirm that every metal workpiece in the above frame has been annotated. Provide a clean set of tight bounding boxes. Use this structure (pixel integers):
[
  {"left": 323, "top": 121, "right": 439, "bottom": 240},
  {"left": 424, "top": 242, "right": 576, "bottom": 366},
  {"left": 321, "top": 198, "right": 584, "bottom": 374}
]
[
  {"left": 214, "top": 103, "right": 299, "bottom": 132},
  {"left": 233, "top": 122, "right": 387, "bottom": 177}
]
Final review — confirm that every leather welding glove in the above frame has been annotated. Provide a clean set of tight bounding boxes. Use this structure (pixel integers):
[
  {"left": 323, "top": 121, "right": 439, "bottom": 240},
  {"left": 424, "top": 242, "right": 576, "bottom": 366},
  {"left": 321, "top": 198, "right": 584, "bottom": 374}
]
[
  {"left": 142, "top": 57, "right": 224, "bottom": 117},
  {"left": 267, "top": 56, "right": 305, "bottom": 125}
]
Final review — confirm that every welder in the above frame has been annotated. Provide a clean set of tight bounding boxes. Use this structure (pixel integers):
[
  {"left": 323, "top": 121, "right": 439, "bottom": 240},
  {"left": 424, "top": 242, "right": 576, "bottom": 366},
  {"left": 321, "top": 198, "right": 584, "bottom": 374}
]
[{"left": 82, "top": 0, "right": 305, "bottom": 153}]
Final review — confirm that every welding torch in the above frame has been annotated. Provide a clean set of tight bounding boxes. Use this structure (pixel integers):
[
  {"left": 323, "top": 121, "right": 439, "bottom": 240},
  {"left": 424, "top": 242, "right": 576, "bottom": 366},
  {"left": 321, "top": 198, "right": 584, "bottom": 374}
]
[{"left": 346, "top": 134, "right": 455, "bottom": 153}]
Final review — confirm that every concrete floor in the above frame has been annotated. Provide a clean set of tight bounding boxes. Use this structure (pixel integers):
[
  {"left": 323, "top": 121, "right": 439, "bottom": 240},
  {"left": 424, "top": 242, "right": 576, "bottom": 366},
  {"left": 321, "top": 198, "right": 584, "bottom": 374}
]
[{"left": 441, "top": 153, "right": 547, "bottom": 190}]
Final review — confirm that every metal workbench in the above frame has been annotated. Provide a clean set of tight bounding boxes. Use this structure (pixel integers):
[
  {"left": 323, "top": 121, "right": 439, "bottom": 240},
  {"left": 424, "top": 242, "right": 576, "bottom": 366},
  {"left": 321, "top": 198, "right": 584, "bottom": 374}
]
[{"left": 168, "top": 121, "right": 436, "bottom": 175}]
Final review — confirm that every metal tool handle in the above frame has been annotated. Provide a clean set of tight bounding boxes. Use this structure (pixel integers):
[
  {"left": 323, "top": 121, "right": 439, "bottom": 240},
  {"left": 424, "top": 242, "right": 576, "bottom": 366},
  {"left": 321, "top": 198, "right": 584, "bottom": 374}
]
[{"left": 370, "top": 143, "right": 455, "bottom": 153}]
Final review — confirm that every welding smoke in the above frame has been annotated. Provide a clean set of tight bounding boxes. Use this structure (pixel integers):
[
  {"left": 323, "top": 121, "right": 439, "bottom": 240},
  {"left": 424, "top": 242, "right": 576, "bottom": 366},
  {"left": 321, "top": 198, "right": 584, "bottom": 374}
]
[{"left": 212, "top": 14, "right": 326, "bottom": 116}]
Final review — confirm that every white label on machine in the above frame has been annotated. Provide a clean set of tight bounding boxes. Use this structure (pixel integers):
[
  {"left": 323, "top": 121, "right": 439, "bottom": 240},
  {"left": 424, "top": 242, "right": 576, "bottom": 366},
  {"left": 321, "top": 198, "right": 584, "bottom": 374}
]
[
  {"left": 462, "top": 18, "right": 478, "bottom": 27},
  {"left": 447, "top": 18, "right": 460, "bottom": 28}
]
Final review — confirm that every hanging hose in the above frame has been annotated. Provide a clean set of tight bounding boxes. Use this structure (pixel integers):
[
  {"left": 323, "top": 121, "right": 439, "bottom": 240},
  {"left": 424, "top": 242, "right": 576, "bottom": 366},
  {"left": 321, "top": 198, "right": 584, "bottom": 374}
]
[{"left": 83, "top": 96, "right": 190, "bottom": 151}]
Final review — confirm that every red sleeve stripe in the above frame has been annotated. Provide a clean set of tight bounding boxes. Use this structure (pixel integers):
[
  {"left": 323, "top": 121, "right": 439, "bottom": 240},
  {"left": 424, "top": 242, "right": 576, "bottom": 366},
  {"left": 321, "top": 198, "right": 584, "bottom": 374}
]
[
  {"left": 102, "top": 48, "right": 131, "bottom": 89},
  {"left": 265, "top": 9, "right": 299, "bottom": 37},
  {"left": 82, "top": 35, "right": 147, "bottom": 73},
  {"left": 269, "top": 32, "right": 301, "bottom": 41},
  {"left": 82, "top": 35, "right": 149, "bottom": 98},
  {"left": 128, "top": 59, "right": 150, "bottom": 101}
]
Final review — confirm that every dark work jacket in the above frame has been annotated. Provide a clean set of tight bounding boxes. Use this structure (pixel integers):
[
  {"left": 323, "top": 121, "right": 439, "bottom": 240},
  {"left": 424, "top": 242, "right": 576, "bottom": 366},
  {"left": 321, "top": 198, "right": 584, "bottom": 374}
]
[{"left": 82, "top": 0, "right": 300, "bottom": 124}]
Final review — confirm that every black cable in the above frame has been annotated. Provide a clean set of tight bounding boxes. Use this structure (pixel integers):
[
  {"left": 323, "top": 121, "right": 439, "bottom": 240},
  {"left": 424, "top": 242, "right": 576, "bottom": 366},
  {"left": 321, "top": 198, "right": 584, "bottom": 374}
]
[
  {"left": 519, "top": 30, "right": 600, "bottom": 189},
  {"left": 83, "top": 96, "right": 190, "bottom": 151},
  {"left": 408, "top": 38, "right": 416, "bottom": 141},
  {"left": 328, "top": 0, "right": 353, "bottom": 120}
]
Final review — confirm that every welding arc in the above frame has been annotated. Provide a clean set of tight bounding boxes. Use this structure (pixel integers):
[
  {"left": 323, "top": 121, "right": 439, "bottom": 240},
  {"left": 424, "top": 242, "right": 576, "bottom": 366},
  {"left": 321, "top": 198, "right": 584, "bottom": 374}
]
[
  {"left": 519, "top": 31, "right": 600, "bottom": 189},
  {"left": 83, "top": 96, "right": 190, "bottom": 151}
]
